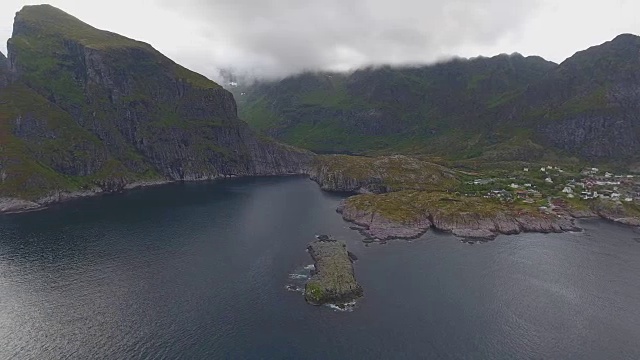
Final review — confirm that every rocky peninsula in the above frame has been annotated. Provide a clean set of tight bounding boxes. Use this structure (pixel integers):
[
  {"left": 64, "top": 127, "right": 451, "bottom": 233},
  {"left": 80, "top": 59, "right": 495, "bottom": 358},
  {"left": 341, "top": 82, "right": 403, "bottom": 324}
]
[
  {"left": 310, "top": 155, "right": 640, "bottom": 241},
  {"left": 305, "top": 237, "right": 363, "bottom": 306},
  {"left": 338, "top": 191, "right": 580, "bottom": 241}
]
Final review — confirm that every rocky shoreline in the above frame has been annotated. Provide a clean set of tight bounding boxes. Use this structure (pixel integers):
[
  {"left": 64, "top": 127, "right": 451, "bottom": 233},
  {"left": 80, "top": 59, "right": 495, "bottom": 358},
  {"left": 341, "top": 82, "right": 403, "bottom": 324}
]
[
  {"left": 0, "top": 180, "right": 173, "bottom": 214},
  {"left": 308, "top": 157, "right": 640, "bottom": 241},
  {"left": 337, "top": 199, "right": 581, "bottom": 241},
  {"left": 304, "top": 236, "right": 363, "bottom": 306}
]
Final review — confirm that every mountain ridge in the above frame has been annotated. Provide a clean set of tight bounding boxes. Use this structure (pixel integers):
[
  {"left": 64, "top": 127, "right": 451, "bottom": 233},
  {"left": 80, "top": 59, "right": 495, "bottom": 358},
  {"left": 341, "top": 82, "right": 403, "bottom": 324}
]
[{"left": 235, "top": 33, "right": 640, "bottom": 167}]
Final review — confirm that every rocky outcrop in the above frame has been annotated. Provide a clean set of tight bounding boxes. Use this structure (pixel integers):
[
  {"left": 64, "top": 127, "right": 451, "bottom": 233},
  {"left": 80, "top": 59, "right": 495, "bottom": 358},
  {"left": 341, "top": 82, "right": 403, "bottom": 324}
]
[
  {"left": 309, "top": 155, "right": 459, "bottom": 194},
  {"left": 310, "top": 165, "right": 384, "bottom": 193},
  {"left": 0, "top": 198, "right": 41, "bottom": 213},
  {"left": 304, "top": 238, "right": 363, "bottom": 305},
  {"left": 339, "top": 196, "right": 581, "bottom": 241},
  {"left": 590, "top": 199, "right": 640, "bottom": 226},
  {"left": 337, "top": 201, "right": 432, "bottom": 240}
]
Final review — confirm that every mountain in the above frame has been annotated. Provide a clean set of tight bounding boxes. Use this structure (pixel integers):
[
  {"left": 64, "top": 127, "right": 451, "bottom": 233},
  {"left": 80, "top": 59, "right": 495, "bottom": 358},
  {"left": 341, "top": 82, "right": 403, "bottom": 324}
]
[
  {"left": 234, "top": 54, "right": 556, "bottom": 156},
  {"left": 236, "top": 34, "right": 640, "bottom": 165},
  {"left": 509, "top": 34, "right": 640, "bottom": 160},
  {"left": 0, "top": 5, "right": 311, "bottom": 211}
]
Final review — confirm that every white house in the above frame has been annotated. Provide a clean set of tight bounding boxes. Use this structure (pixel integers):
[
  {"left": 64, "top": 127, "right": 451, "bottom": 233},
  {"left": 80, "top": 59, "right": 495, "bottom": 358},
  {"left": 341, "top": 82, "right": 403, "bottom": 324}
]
[
  {"left": 562, "top": 187, "right": 573, "bottom": 194},
  {"left": 545, "top": 177, "right": 554, "bottom": 184}
]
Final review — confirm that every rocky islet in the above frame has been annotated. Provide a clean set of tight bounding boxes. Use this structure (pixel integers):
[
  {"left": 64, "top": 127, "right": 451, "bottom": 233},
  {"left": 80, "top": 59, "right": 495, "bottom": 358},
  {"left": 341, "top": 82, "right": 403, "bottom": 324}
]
[{"left": 304, "top": 236, "right": 363, "bottom": 306}]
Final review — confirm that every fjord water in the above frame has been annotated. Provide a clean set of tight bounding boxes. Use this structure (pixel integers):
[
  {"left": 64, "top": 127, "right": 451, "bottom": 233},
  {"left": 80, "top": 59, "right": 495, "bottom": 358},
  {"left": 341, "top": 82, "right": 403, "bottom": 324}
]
[{"left": 1, "top": 177, "right": 639, "bottom": 359}]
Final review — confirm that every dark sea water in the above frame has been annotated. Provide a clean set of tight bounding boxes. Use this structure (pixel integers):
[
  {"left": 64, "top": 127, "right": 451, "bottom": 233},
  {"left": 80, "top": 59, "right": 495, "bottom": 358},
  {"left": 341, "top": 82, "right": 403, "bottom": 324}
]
[{"left": 1, "top": 176, "right": 639, "bottom": 359}]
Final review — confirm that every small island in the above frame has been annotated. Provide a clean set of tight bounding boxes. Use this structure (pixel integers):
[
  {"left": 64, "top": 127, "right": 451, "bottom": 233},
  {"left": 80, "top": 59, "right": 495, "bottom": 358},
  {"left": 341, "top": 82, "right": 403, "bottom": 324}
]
[{"left": 305, "top": 237, "right": 363, "bottom": 306}]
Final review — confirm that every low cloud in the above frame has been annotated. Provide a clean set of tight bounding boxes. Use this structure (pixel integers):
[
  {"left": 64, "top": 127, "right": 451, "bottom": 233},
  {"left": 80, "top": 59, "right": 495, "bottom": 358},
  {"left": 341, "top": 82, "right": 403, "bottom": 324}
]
[{"left": 158, "top": 0, "right": 542, "bottom": 80}]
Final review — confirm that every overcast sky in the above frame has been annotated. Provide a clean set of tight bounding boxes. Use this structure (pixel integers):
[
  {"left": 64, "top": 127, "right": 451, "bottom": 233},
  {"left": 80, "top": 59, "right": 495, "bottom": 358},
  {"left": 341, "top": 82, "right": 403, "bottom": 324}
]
[{"left": 1, "top": 0, "right": 639, "bottom": 81}]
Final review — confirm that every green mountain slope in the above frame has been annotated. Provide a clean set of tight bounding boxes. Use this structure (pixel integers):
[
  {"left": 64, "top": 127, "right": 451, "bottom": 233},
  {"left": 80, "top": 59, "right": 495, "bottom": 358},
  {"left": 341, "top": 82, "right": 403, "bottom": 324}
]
[
  {"left": 0, "top": 5, "right": 311, "bottom": 209},
  {"left": 236, "top": 54, "right": 556, "bottom": 155},
  {"left": 237, "top": 34, "right": 640, "bottom": 164}
]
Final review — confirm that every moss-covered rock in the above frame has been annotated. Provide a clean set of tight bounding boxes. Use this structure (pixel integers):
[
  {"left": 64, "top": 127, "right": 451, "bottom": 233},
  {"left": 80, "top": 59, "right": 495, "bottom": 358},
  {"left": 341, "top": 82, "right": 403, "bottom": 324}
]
[{"left": 304, "top": 238, "right": 363, "bottom": 305}]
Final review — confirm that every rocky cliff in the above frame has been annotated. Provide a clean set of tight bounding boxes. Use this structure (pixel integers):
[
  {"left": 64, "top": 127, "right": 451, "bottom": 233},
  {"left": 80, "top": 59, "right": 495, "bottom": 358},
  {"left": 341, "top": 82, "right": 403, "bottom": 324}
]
[
  {"left": 0, "top": 5, "right": 311, "bottom": 211},
  {"left": 515, "top": 34, "right": 640, "bottom": 161}
]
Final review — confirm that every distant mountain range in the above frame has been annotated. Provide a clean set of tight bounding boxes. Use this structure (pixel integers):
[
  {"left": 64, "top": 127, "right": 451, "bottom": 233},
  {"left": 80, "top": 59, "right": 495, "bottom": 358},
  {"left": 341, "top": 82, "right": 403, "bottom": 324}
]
[
  {"left": 233, "top": 34, "right": 640, "bottom": 166},
  {"left": 0, "top": 5, "right": 310, "bottom": 210}
]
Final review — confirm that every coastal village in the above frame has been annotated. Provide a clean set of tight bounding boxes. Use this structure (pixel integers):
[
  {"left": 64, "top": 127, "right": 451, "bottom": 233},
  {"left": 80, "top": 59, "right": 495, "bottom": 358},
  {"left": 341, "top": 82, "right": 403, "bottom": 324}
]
[{"left": 462, "top": 165, "right": 640, "bottom": 208}]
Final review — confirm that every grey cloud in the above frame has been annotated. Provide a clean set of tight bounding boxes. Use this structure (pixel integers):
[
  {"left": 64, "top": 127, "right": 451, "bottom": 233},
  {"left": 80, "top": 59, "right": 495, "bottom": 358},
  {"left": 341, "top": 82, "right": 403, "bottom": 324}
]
[{"left": 157, "top": 0, "right": 542, "bottom": 79}]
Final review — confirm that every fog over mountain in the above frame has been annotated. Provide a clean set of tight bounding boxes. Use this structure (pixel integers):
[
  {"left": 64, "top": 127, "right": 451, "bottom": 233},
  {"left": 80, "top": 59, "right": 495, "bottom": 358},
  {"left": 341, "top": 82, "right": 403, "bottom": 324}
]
[{"left": 1, "top": 0, "right": 639, "bottom": 81}]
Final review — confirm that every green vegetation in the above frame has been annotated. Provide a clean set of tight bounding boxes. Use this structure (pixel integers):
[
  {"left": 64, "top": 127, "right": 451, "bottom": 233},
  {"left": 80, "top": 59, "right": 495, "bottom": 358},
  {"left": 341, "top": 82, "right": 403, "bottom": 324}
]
[
  {"left": 14, "top": 4, "right": 152, "bottom": 50},
  {"left": 346, "top": 191, "right": 542, "bottom": 224},
  {"left": 0, "top": 82, "right": 154, "bottom": 200},
  {"left": 10, "top": 5, "right": 220, "bottom": 90},
  {"left": 304, "top": 282, "right": 325, "bottom": 304},
  {"left": 236, "top": 53, "right": 558, "bottom": 158}
]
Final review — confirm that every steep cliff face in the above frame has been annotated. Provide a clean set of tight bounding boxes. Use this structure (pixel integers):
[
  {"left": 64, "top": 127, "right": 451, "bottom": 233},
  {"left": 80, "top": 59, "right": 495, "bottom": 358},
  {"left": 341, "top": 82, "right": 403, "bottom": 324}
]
[
  {"left": 0, "top": 5, "right": 311, "bottom": 209},
  {"left": 520, "top": 34, "right": 640, "bottom": 160}
]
